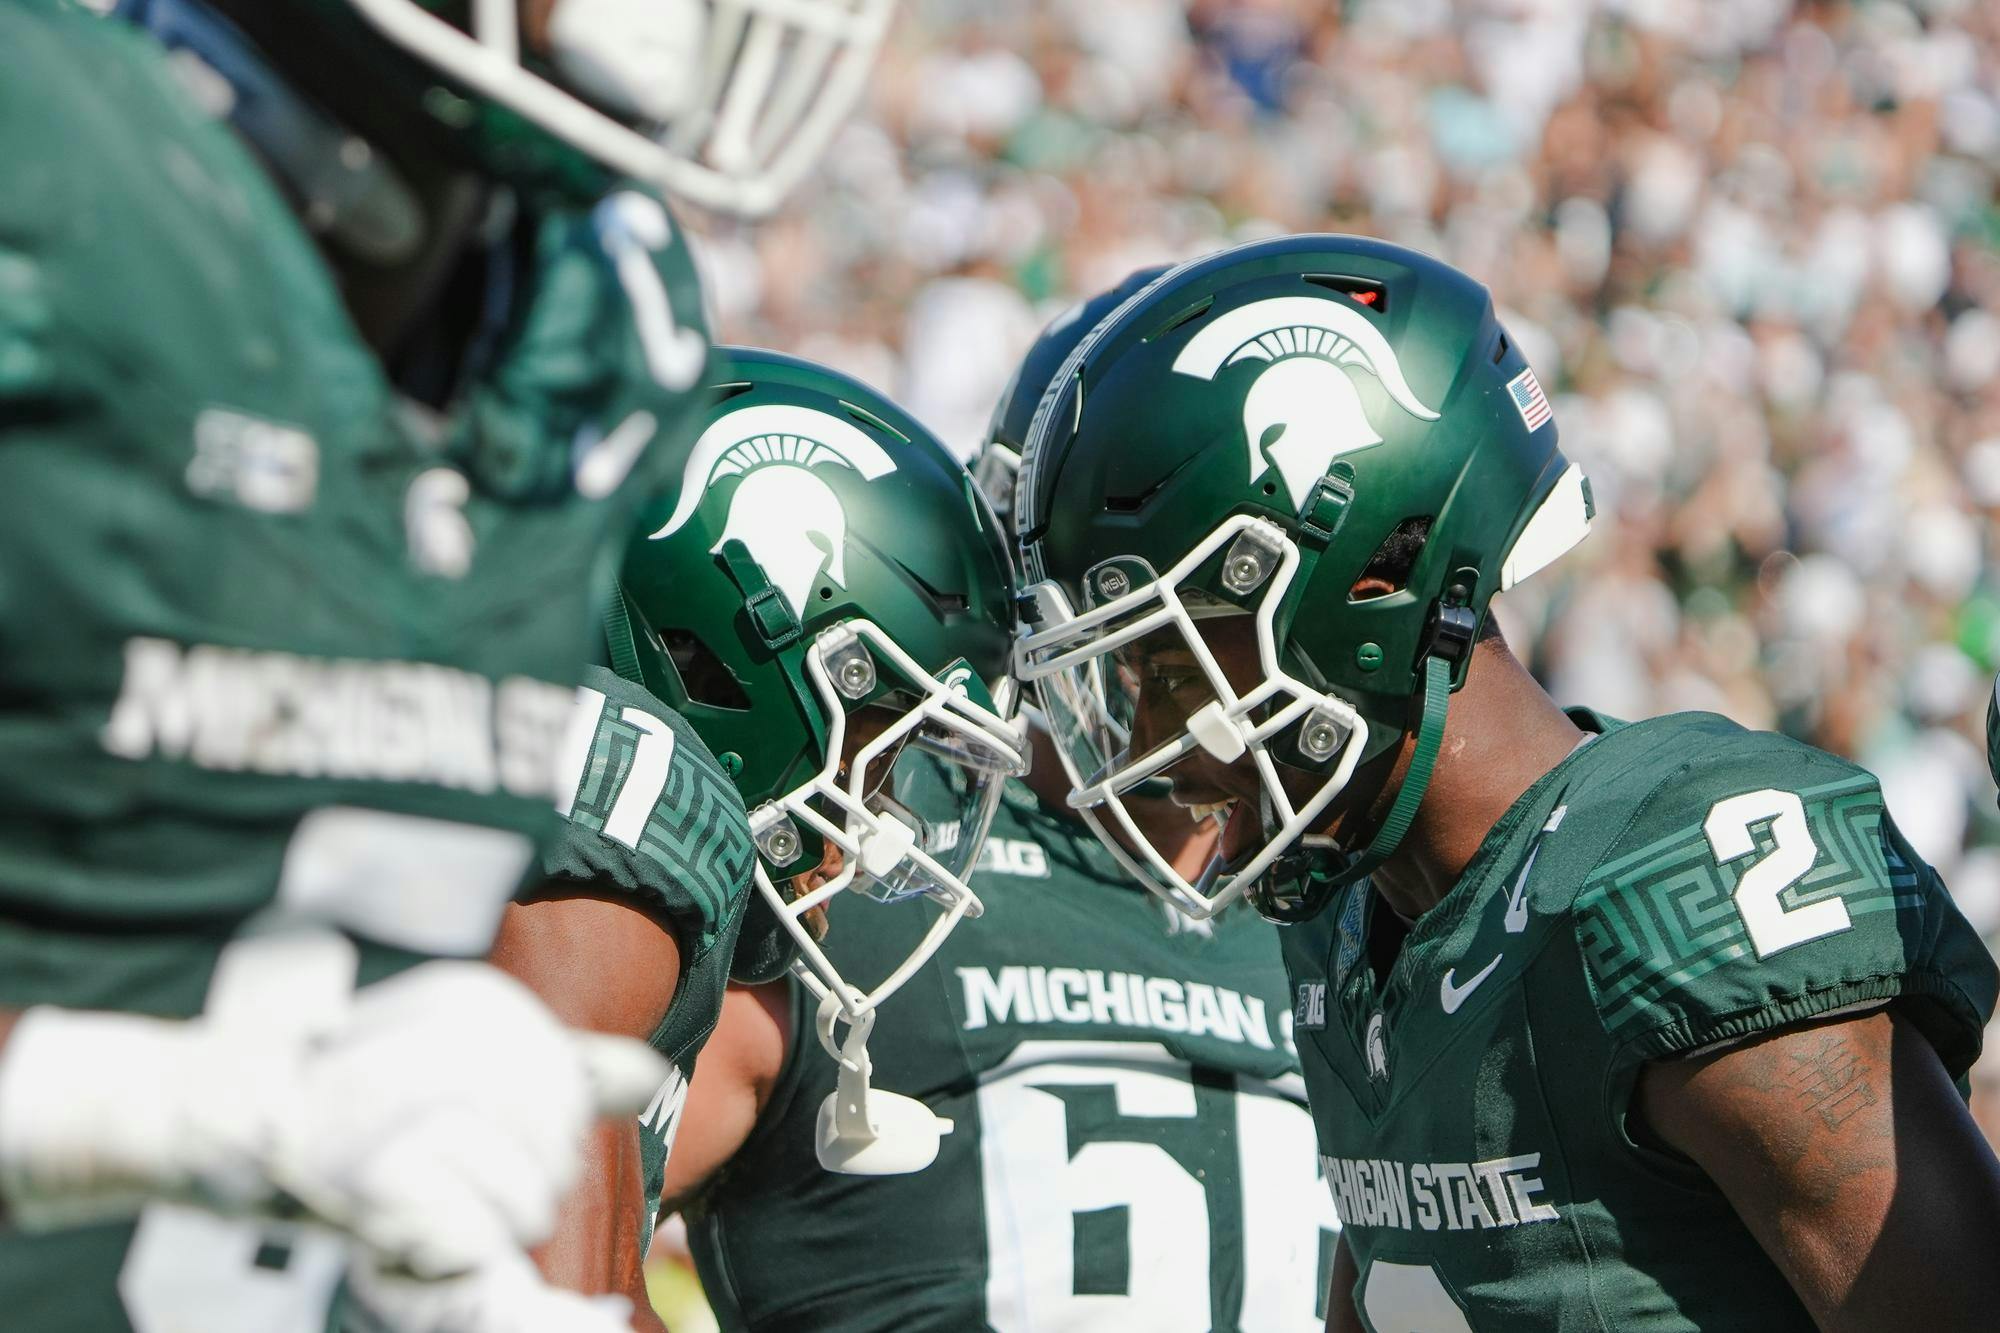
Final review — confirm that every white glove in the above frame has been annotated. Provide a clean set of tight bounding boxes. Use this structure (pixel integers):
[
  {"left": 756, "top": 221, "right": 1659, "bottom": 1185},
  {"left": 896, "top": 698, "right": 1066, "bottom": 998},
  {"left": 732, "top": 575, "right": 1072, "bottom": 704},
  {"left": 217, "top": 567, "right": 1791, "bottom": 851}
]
[
  {"left": 0, "top": 960, "right": 667, "bottom": 1279},
  {"left": 348, "top": 1249, "right": 637, "bottom": 1333}
]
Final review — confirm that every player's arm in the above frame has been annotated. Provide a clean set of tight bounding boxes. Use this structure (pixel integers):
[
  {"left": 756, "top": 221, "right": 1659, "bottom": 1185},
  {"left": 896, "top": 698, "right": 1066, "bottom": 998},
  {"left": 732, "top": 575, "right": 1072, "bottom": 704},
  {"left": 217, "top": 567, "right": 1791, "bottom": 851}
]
[
  {"left": 489, "top": 888, "right": 684, "bottom": 1330},
  {"left": 656, "top": 981, "right": 792, "bottom": 1217},
  {"left": 1324, "top": 1234, "right": 1362, "bottom": 1333},
  {"left": 1635, "top": 1006, "right": 2000, "bottom": 1332}
]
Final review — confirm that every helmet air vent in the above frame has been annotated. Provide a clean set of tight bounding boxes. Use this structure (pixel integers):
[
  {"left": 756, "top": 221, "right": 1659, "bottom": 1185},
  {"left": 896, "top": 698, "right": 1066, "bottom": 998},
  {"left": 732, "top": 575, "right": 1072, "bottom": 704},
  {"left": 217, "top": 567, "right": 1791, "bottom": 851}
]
[
  {"left": 841, "top": 401, "right": 909, "bottom": 444},
  {"left": 1492, "top": 332, "right": 1511, "bottom": 365},
  {"left": 895, "top": 560, "right": 971, "bottom": 618},
  {"left": 1147, "top": 296, "right": 1215, "bottom": 342},
  {"left": 1103, "top": 450, "right": 1201, "bottom": 514},
  {"left": 661, "top": 628, "right": 753, "bottom": 711},
  {"left": 1349, "top": 516, "right": 1434, "bottom": 602},
  {"left": 1303, "top": 274, "right": 1387, "bottom": 313}
]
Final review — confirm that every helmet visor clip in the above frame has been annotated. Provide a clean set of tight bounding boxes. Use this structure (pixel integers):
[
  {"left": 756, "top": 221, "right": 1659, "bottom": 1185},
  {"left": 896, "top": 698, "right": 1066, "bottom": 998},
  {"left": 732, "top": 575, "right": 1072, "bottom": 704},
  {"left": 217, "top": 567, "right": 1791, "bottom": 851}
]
[
  {"left": 1297, "top": 708, "right": 1351, "bottom": 763},
  {"left": 1221, "top": 528, "right": 1284, "bottom": 596},
  {"left": 827, "top": 640, "right": 878, "bottom": 701},
  {"left": 751, "top": 806, "right": 806, "bottom": 869}
]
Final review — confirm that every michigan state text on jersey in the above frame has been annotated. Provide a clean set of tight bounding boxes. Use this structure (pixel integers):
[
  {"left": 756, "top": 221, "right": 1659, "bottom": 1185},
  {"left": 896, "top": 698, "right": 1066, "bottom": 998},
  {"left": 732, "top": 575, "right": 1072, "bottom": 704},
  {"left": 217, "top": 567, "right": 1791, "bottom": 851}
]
[
  {"left": 0, "top": 2, "right": 714, "bottom": 1328},
  {"left": 674, "top": 771, "right": 1342, "bottom": 1333},
  {"left": 1012, "top": 234, "right": 2000, "bottom": 1331}
]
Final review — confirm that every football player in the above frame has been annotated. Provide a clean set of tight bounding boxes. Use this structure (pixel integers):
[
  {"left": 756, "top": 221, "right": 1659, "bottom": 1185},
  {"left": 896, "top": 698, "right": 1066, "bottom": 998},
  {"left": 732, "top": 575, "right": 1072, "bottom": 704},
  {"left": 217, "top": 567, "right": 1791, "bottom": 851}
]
[
  {"left": 0, "top": 1, "right": 887, "bottom": 1330},
  {"left": 1011, "top": 234, "right": 2000, "bottom": 1331},
  {"left": 492, "top": 347, "right": 1029, "bottom": 1326},
  {"left": 656, "top": 278, "right": 1345, "bottom": 1332}
]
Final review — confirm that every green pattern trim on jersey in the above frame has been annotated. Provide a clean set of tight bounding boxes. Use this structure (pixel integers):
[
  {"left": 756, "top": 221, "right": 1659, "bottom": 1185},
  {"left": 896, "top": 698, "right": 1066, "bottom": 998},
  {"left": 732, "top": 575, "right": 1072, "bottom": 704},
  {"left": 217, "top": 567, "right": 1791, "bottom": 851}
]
[{"left": 1578, "top": 773, "right": 1916, "bottom": 1038}]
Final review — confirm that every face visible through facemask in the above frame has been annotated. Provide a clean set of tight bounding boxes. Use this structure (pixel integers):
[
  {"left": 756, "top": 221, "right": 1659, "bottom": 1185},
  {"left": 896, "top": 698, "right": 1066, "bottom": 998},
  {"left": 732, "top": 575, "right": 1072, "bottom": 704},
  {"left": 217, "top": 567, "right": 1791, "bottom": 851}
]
[
  {"left": 1118, "top": 613, "right": 1395, "bottom": 869},
  {"left": 784, "top": 701, "right": 910, "bottom": 938}
]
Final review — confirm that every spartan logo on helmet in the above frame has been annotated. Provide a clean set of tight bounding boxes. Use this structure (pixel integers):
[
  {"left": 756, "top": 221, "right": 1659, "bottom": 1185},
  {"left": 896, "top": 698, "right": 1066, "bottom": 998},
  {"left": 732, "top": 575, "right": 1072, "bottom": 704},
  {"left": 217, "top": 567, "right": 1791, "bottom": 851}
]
[
  {"left": 1171, "top": 295, "right": 1440, "bottom": 513},
  {"left": 648, "top": 405, "right": 896, "bottom": 617}
]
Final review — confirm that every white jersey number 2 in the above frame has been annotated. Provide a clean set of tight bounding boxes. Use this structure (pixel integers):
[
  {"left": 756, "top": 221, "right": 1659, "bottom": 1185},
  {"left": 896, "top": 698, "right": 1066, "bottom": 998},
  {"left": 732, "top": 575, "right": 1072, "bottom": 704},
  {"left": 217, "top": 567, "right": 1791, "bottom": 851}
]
[
  {"left": 1704, "top": 788, "right": 1847, "bottom": 960},
  {"left": 977, "top": 1040, "right": 1339, "bottom": 1332}
]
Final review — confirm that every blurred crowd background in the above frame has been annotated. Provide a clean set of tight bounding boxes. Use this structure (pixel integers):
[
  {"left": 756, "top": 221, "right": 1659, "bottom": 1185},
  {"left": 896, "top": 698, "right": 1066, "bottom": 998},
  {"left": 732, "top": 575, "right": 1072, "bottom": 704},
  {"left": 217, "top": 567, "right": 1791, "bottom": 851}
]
[{"left": 671, "top": 0, "right": 2000, "bottom": 1171}]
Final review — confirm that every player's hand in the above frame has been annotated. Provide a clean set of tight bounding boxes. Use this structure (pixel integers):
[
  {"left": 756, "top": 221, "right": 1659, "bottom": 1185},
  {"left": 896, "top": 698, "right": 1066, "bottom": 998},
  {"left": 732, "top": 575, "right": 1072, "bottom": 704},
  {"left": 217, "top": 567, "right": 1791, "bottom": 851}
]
[
  {"left": 269, "top": 961, "right": 668, "bottom": 1278},
  {"left": 0, "top": 960, "right": 664, "bottom": 1271},
  {"left": 347, "top": 1249, "right": 640, "bottom": 1333}
]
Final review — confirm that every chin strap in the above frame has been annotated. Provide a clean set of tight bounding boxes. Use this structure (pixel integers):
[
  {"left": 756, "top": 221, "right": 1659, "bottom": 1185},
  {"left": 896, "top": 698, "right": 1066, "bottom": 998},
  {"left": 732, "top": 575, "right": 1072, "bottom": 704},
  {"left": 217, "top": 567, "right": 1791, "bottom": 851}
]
[
  {"left": 1343, "top": 652, "right": 1451, "bottom": 875},
  {"left": 603, "top": 586, "right": 645, "bottom": 682}
]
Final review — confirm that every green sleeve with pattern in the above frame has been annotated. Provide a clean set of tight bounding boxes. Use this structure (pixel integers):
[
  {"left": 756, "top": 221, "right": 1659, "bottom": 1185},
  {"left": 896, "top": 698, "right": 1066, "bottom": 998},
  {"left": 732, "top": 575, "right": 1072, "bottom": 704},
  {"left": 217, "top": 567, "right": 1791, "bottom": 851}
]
[{"left": 1573, "top": 728, "right": 1996, "bottom": 1080}]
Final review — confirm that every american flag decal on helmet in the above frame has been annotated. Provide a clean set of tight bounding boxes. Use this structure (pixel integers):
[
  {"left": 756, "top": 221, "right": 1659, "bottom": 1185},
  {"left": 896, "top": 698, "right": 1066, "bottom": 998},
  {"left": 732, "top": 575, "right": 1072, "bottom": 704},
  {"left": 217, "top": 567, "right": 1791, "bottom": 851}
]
[{"left": 1506, "top": 368, "right": 1552, "bottom": 432}]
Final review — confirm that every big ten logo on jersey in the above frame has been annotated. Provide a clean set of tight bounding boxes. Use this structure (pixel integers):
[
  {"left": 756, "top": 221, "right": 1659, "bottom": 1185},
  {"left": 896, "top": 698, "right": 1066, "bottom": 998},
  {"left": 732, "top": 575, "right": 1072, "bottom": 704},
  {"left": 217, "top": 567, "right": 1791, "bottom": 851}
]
[
  {"left": 976, "top": 836, "right": 1049, "bottom": 878},
  {"left": 1294, "top": 982, "right": 1327, "bottom": 1031}
]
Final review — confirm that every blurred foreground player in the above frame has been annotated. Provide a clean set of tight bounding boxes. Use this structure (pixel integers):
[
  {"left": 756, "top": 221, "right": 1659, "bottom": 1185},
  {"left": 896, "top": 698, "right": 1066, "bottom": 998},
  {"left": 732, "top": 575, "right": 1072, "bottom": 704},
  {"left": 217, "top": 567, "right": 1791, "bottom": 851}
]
[
  {"left": 0, "top": 0, "right": 901, "bottom": 1325},
  {"left": 1014, "top": 234, "right": 2000, "bottom": 1331}
]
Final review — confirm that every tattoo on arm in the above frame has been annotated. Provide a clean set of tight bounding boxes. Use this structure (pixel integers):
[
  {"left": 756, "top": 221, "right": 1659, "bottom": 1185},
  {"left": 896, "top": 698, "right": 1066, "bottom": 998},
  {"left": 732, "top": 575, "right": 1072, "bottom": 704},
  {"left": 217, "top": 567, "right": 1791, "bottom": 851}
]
[
  {"left": 1640, "top": 1010, "right": 2000, "bottom": 1332},
  {"left": 1783, "top": 1031, "right": 1878, "bottom": 1132}
]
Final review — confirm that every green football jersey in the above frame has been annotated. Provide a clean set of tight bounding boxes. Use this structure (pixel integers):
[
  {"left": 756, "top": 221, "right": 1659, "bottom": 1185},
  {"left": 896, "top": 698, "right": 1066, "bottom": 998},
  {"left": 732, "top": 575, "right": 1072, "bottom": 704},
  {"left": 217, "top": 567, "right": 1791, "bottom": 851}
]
[
  {"left": 543, "top": 665, "right": 758, "bottom": 1247},
  {"left": 1286, "top": 710, "right": 1997, "bottom": 1332},
  {"left": 689, "top": 780, "right": 1342, "bottom": 1332},
  {"left": 0, "top": 4, "right": 712, "bottom": 1330}
]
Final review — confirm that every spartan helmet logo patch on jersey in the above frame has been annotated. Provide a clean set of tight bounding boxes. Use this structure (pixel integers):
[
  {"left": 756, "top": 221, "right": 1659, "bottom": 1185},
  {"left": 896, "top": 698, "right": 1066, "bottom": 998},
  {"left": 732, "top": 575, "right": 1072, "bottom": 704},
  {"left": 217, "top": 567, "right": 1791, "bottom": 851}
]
[
  {"left": 1171, "top": 295, "right": 1440, "bottom": 513},
  {"left": 1365, "top": 1011, "right": 1389, "bottom": 1082},
  {"left": 648, "top": 404, "right": 897, "bottom": 617}
]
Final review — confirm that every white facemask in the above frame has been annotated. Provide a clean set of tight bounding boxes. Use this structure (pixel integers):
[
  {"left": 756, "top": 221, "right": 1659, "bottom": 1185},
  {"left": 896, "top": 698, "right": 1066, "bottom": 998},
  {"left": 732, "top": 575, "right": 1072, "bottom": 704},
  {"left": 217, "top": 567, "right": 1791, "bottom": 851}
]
[
  {"left": 547, "top": 0, "right": 707, "bottom": 124},
  {"left": 340, "top": 0, "right": 897, "bottom": 215}
]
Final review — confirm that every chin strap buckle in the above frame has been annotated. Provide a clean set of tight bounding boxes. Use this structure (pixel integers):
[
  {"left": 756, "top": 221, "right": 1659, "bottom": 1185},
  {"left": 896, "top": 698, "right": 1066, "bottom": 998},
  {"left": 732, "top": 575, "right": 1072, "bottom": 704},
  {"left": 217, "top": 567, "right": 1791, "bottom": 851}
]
[
  {"left": 718, "top": 538, "right": 803, "bottom": 650},
  {"left": 1421, "top": 602, "right": 1478, "bottom": 668},
  {"left": 1297, "top": 464, "right": 1356, "bottom": 547},
  {"left": 812, "top": 996, "right": 953, "bottom": 1176}
]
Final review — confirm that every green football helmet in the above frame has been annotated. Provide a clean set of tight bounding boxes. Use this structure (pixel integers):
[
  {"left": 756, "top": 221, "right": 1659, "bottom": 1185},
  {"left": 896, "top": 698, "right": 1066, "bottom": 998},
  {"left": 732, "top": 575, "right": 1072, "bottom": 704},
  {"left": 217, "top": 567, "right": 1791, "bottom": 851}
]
[
  {"left": 617, "top": 348, "right": 1027, "bottom": 1032},
  {"left": 192, "top": 0, "right": 892, "bottom": 214},
  {"left": 1013, "top": 235, "right": 1592, "bottom": 921}
]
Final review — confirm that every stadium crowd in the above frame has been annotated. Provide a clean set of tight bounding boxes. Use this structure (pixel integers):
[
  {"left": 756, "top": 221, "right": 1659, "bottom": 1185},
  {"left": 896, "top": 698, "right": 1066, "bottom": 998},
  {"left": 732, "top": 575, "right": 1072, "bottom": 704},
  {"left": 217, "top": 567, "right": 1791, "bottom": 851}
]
[{"left": 687, "top": 0, "right": 2000, "bottom": 916}]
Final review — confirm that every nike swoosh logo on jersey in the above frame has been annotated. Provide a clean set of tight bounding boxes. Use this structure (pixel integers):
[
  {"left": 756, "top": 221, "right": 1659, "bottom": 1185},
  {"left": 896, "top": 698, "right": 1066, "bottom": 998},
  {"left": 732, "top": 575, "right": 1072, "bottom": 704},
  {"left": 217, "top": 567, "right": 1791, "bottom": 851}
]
[{"left": 1440, "top": 953, "right": 1503, "bottom": 1014}]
